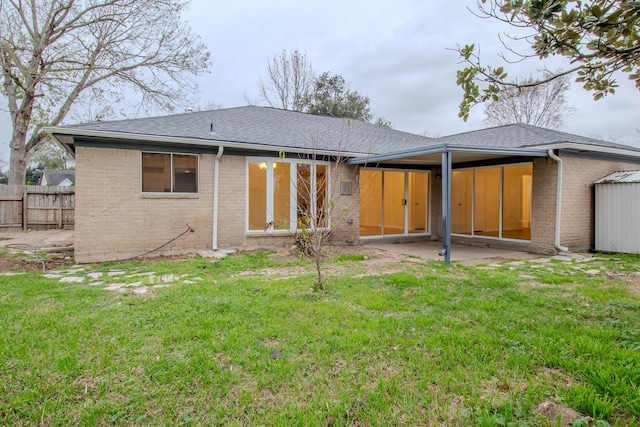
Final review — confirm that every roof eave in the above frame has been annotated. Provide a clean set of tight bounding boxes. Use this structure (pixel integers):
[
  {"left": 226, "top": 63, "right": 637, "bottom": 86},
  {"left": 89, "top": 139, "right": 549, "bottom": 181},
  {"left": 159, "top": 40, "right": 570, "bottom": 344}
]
[
  {"left": 347, "top": 144, "right": 549, "bottom": 165},
  {"left": 43, "top": 127, "right": 368, "bottom": 159},
  {"left": 530, "top": 142, "right": 640, "bottom": 158}
]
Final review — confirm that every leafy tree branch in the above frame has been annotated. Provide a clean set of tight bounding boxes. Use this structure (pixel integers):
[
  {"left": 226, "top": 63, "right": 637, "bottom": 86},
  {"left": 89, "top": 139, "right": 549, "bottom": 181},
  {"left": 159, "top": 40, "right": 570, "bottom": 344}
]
[{"left": 456, "top": 0, "right": 640, "bottom": 121}]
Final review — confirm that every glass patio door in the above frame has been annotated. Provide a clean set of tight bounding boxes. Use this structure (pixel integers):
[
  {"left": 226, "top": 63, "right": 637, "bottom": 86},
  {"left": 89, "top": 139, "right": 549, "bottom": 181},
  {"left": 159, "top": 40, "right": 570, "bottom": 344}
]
[{"left": 359, "top": 170, "right": 429, "bottom": 237}]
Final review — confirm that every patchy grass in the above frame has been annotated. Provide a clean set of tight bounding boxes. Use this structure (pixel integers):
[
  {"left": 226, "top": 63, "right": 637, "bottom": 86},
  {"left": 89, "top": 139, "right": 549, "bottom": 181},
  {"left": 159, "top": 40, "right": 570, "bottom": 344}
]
[{"left": 1, "top": 251, "right": 639, "bottom": 426}]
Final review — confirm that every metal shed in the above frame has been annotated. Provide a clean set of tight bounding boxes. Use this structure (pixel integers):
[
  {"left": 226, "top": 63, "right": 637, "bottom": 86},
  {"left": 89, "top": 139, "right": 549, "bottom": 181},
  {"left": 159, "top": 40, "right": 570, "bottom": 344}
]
[{"left": 594, "top": 170, "right": 640, "bottom": 254}]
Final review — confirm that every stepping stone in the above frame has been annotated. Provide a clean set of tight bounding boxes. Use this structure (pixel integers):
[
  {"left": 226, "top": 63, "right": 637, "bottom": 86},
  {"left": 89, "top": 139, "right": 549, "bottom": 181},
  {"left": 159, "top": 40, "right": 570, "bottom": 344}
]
[
  {"left": 60, "top": 276, "right": 84, "bottom": 283},
  {"left": 107, "top": 270, "right": 126, "bottom": 276}
]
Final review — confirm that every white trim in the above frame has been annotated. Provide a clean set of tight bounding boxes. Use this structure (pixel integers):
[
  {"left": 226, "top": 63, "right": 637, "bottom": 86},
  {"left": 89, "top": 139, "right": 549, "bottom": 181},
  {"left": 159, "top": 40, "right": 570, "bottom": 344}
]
[
  {"left": 534, "top": 143, "right": 640, "bottom": 158},
  {"left": 246, "top": 157, "right": 332, "bottom": 233}
]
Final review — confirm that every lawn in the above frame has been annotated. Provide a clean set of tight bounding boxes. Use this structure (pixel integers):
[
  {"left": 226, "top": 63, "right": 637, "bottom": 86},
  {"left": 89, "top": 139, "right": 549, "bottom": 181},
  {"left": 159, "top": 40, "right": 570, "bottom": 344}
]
[{"left": 0, "top": 249, "right": 639, "bottom": 426}]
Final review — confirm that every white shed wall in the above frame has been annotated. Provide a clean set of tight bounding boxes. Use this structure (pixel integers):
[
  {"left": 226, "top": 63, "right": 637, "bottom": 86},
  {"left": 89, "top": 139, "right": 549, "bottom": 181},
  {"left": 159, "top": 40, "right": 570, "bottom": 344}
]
[{"left": 595, "top": 183, "right": 640, "bottom": 254}]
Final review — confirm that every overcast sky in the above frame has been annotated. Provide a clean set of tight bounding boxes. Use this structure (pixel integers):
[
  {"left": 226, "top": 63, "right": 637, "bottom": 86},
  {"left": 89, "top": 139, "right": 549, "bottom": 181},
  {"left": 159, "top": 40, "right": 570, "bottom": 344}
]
[{"left": 1, "top": 0, "right": 639, "bottom": 169}]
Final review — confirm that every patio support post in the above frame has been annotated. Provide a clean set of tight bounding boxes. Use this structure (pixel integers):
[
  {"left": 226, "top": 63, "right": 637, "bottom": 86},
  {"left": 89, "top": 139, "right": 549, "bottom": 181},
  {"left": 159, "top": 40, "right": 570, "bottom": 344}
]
[{"left": 440, "top": 151, "right": 452, "bottom": 265}]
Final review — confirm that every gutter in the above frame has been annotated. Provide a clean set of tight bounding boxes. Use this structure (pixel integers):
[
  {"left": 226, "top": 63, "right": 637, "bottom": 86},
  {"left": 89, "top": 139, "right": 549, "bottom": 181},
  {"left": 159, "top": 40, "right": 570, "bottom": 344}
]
[
  {"left": 531, "top": 142, "right": 640, "bottom": 159},
  {"left": 212, "top": 146, "right": 224, "bottom": 251},
  {"left": 43, "top": 127, "right": 366, "bottom": 159},
  {"left": 547, "top": 149, "right": 569, "bottom": 252}
]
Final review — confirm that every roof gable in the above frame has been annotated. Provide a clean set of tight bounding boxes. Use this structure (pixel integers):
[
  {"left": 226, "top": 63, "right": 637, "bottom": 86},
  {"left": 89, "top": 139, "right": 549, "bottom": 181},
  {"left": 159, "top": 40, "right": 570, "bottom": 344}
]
[{"left": 41, "top": 169, "right": 75, "bottom": 186}]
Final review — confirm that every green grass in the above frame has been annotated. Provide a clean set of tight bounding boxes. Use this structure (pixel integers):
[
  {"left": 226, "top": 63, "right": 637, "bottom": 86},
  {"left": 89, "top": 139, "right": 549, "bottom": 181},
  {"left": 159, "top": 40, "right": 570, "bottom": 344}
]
[{"left": 1, "top": 251, "right": 639, "bottom": 426}]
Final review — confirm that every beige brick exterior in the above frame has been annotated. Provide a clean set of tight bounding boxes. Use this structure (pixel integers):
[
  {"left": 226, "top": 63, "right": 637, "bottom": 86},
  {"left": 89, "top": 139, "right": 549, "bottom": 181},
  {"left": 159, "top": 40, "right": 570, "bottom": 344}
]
[
  {"left": 558, "top": 154, "right": 640, "bottom": 252},
  {"left": 75, "top": 146, "right": 215, "bottom": 263},
  {"left": 217, "top": 155, "right": 246, "bottom": 248},
  {"left": 76, "top": 149, "right": 362, "bottom": 261},
  {"left": 75, "top": 145, "right": 640, "bottom": 262},
  {"left": 529, "top": 155, "right": 640, "bottom": 253}
]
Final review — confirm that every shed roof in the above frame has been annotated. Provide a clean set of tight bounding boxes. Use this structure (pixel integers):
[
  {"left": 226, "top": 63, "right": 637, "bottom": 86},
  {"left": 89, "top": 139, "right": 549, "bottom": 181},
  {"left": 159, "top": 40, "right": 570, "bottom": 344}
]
[{"left": 594, "top": 170, "right": 640, "bottom": 184}]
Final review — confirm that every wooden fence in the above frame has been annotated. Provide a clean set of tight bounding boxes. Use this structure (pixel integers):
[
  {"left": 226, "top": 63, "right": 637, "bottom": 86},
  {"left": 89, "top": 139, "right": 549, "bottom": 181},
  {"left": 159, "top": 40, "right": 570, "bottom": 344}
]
[{"left": 0, "top": 185, "right": 75, "bottom": 231}]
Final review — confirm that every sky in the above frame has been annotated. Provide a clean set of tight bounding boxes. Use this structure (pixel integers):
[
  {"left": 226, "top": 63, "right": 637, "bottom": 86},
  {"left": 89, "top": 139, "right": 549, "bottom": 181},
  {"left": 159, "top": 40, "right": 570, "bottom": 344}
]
[{"left": 1, "top": 0, "right": 639, "bottom": 169}]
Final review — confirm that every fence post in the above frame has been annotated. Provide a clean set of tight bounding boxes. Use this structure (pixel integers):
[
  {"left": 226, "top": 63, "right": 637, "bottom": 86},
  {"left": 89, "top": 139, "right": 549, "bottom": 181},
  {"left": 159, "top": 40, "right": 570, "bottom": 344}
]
[
  {"left": 58, "top": 194, "right": 63, "bottom": 229},
  {"left": 23, "top": 191, "right": 28, "bottom": 230}
]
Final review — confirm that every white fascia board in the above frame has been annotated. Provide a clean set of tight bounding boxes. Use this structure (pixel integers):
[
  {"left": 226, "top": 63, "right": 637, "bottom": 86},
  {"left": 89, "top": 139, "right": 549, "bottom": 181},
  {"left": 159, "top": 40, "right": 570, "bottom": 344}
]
[
  {"left": 347, "top": 144, "right": 548, "bottom": 165},
  {"left": 43, "top": 127, "right": 366, "bottom": 159},
  {"left": 347, "top": 145, "right": 448, "bottom": 165},
  {"left": 533, "top": 143, "right": 640, "bottom": 158}
]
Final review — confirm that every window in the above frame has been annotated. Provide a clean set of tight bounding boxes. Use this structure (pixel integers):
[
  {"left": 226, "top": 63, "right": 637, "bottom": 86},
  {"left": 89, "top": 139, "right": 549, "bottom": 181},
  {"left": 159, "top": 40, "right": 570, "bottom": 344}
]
[
  {"left": 142, "top": 152, "right": 198, "bottom": 193},
  {"left": 451, "top": 163, "right": 532, "bottom": 241},
  {"left": 248, "top": 159, "right": 328, "bottom": 232}
]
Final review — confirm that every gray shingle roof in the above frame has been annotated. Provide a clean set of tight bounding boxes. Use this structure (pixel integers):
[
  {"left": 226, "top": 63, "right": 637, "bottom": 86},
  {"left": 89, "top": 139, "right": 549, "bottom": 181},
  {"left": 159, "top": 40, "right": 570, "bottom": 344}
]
[
  {"left": 52, "top": 106, "right": 640, "bottom": 157},
  {"left": 58, "top": 106, "right": 434, "bottom": 155},
  {"left": 438, "top": 123, "right": 640, "bottom": 151},
  {"left": 41, "top": 169, "right": 75, "bottom": 186}
]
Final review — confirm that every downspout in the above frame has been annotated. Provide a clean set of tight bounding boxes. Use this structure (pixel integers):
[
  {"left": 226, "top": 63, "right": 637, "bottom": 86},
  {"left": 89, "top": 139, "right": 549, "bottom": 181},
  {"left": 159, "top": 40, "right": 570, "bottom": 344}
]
[
  {"left": 212, "top": 146, "right": 224, "bottom": 251},
  {"left": 547, "top": 149, "right": 569, "bottom": 252}
]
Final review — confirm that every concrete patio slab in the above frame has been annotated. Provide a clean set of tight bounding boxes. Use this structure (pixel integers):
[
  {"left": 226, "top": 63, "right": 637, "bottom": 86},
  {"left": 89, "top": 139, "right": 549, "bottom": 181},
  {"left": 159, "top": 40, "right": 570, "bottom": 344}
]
[{"left": 367, "top": 241, "right": 538, "bottom": 265}]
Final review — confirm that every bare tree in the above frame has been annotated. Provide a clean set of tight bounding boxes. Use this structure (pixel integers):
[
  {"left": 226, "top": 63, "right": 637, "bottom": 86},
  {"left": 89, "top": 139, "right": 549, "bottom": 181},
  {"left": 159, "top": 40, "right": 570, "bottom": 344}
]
[
  {"left": 258, "top": 49, "right": 314, "bottom": 111},
  {"left": 1, "top": 0, "right": 211, "bottom": 184},
  {"left": 483, "top": 74, "right": 574, "bottom": 129}
]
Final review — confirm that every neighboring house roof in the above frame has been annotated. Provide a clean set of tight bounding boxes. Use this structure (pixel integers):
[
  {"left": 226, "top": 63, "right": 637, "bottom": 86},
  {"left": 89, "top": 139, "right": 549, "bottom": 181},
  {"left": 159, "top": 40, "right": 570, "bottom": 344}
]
[
  {"left": 595, "top": 170, "right": 640, "bottom": 184},
  {"left": 45, "top": 105, "right": 640, "bottom": 162},
  {"left": 41, "top": 169, "right": 75, "bottom": 186}
]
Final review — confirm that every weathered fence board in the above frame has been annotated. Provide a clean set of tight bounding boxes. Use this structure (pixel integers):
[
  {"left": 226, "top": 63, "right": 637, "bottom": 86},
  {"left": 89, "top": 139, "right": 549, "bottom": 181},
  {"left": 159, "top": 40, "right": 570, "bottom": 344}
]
[{"left": 0, "top": 185, "right": 75, "bottom": 231}]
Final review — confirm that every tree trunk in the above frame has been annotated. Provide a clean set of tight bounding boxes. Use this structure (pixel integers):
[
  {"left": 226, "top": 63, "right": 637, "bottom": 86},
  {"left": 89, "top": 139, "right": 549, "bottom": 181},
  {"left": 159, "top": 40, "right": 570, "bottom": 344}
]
[{"left": 8, "top": 130, "right": 29, "bottom": 185}]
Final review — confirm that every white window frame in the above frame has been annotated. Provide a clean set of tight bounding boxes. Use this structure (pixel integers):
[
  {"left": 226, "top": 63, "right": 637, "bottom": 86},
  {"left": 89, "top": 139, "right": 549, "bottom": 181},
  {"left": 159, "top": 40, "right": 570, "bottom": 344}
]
[
  {"left": 246, "top": 158, "right": 331, "bottom": 233},
  {"left": 141, "top": 151, "right": 200, "bottom": 195}
]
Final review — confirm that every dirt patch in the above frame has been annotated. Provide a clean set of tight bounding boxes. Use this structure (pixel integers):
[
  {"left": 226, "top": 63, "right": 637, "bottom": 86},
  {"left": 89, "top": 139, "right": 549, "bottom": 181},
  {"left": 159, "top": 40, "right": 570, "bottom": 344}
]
[
  {"left": 533, "top": 401, "right": 592, "bottom": 426},
  {"left": 0, "top": 250, "right": 73, "bottom": 272}
]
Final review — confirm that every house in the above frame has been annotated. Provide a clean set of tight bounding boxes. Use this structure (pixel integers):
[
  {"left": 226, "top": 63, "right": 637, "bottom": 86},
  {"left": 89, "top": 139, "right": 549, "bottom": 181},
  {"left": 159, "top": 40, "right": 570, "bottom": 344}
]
[
  {"left": 45, "top": 106, "right": 640, "bottom": 263},
  {"left": 40, "top": 169, "right": 75, "bottom": 187}
]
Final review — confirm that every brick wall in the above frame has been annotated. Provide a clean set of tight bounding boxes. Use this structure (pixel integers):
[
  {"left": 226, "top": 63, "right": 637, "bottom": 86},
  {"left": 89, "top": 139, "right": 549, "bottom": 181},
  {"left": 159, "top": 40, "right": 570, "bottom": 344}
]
[
  {"left": 531, "top": 157, "right": 558, "bottom": 254},
  {"left": 531, "top": 154, "right": 640, "bottom": 253},
  {"left": 217, "top": 155, "right": 246, "bottom": 248},
  {"left": 75, "top": 146, "right": 215, "bottom": 263},
  {"left": 329, "top": 162, "right": 360, "bottom": 245},
  {"left": 559, "top": 154, "right": 640, "bottom": 252}
]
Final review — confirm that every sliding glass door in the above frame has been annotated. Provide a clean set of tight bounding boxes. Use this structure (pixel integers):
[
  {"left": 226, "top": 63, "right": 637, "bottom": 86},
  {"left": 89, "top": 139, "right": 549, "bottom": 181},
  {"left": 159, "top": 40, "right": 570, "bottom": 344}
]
[
  {"left": 359, "top": 169, "right": 429, "bottom": 237},
  {"left": 451, "top": 163, "right": 532, "bottom": 241}
]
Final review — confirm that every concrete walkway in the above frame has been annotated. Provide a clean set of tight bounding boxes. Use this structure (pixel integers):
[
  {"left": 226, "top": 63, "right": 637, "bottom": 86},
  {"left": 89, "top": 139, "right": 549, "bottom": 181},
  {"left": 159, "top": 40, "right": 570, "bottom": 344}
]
[{"left": 367, "top": 241, "right": 538, "bottom": 264}]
